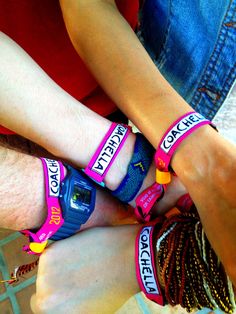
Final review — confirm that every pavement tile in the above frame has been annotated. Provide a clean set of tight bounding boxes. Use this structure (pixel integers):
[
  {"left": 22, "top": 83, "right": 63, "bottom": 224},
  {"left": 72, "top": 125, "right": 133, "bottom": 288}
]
[
  {"left": 16, "top": 283, "right": 36, "bottom": 314},
  {"left": 0, "top": 229, "right": 14, "bottom": 241},
  {"left": 2, "top": 235, "right": 38, "bottom": 285},
  {"left": 0, "top": 298, "right": 13, "bottom": 314},
  {"left": 0, "top": 272, "right": 6, "bottom": 294}
]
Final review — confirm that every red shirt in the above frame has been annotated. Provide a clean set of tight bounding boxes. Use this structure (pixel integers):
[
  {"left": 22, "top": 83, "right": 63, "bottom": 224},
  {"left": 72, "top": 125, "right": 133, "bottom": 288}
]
[{"left": 0, "top": 0, "right": 139, "bottom": 134}]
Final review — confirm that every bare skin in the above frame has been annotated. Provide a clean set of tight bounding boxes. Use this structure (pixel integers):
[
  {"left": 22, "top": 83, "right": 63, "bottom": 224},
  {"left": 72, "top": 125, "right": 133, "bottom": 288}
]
[
  {"left": 0, "top": 32, "right": 186, "bottom": 231},
  {"left": 31, "top": 226, "right": 140, "bottom": 314},
  {"left": 0, "top": 144, "right": 138, "bottom": 231},
  {"left": 59, "top": 0, "right": 236, "bottom": 284},
  {"left": 0, "top": 1, "right": 235, "bottom": 310}
]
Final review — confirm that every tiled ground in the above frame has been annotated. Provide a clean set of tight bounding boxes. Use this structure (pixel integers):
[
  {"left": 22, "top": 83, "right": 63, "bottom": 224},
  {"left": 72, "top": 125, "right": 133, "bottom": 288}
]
[{"left": 0, "top": 229, "right": 37, "bottom": 314}]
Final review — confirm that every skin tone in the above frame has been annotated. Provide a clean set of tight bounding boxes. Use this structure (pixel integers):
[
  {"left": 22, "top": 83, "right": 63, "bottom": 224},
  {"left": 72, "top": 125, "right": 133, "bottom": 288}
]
[
  {"left": 0, "top": 32, "right": 185, "bottom": 232},
  {"left": 0, "top": 135, "right": 142, "bottom": 311},
  {"left": 31, "top": 225, "right": 141, "bottom": 314},
  {"left": 0, "top": 145, "right": 137, "bottom": 231},
  {"left": 0, "top": 0, "right": 235, "bottom": 311},
  {"left": 0, "top": 30, "right": 186, "bottom": 312},
  {"left": 59, "top": 0, "right": 236, "bottom": 284}
]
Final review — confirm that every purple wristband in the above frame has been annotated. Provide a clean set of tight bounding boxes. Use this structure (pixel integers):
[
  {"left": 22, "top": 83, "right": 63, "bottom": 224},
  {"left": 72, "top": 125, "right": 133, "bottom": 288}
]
[{"left": 84, "top": 123, "right": 131, "bottom": 183}]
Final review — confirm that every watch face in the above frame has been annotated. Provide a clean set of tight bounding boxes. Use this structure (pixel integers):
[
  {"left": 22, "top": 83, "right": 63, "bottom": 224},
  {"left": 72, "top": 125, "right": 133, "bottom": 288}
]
[{"left": 71, "top": 185, "right": 91, "bottom": 210}]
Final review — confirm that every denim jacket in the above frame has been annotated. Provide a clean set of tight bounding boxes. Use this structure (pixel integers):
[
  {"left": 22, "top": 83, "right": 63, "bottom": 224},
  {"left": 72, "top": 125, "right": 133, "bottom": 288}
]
[{"left": 140, "top": 0, "right": 236, "bottom": 120}]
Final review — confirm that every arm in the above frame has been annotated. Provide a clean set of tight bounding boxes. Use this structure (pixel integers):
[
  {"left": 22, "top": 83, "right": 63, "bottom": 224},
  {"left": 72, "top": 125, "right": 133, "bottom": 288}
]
[
  {"left": 0, "top": 145, "right": 135, "bottom": 231},
  {"left": 59, "top": 0, "right": 236, "bottom": 283},
  {"left": 0, "top": 30, "right": 152, "bottom": 192}
]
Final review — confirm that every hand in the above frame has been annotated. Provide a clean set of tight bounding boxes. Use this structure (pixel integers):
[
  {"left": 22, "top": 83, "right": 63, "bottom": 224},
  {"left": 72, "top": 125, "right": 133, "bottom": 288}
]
[{"left": 31, "top": 225, "right": 140, "bottom": 314}]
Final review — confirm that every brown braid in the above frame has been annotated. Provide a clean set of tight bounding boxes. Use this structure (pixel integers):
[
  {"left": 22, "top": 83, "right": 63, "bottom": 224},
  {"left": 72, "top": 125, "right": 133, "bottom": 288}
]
[
  {"left": 155, "top": 210, "right": 235, "bottom": 313},
  {"left": 188, "top": 231, "right": 214, "bottom": 308},
  {"left": 0, "top": 259, "right": 39, "bottom": 285}
]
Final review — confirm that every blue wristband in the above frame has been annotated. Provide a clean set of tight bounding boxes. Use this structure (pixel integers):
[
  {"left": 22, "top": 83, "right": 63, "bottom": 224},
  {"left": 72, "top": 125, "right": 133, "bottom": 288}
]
[{"left": 111, "top": 133, "right": 154, "bottom": 203}]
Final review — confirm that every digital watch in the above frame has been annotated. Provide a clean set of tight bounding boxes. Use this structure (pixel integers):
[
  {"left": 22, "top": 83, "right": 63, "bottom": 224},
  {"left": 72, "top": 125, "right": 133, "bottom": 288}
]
[
  {"left": 51, "top": 163, "right": 96, "bottom": 241},
  {"left": 21, "top": 158, "right": 96, "bottom": 254}
]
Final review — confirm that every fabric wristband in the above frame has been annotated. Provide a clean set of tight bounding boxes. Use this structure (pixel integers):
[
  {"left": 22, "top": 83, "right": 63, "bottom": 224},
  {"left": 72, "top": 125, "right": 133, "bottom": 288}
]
[
  {"left": 84, "top": 123, "right": 131, "bottom": 184},
  {"left": 155, "top": 111, "right": 212, "bottom": 184},
  {"left": 111, "top": 133, "right": 154, "bottom": 203},
  {"left": 21, "top": 158, "right": 65, "bottom": 255},
  {"left": 135, "top": 222, "right": 164, "bottom": 305},
  {"left": 134, "top": 182, "right": 165, "bottom": 222},
  {"left": 176, "top": 193, "right": 194, "bottom": 212}
]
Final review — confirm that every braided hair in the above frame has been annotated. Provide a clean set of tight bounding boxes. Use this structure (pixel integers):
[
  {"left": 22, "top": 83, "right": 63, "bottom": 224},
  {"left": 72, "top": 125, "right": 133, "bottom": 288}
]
[{"left": 155, "top": 206, "right": 235, "bottom": 313}]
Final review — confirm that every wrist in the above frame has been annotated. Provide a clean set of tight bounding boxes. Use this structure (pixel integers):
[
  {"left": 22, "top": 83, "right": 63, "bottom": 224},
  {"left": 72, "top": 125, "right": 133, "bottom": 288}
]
[
  {"left": 47, "top": 108, "right": 137, "bottom": 191},
  {"left": 104, "top": 131, "right": 137, "bottom": 190},
  {"left": 171, "top": 125, "right": 228, "bottom": 185},
  {"left": 80, "top": 119, "right": 137, "bottom": 191}
]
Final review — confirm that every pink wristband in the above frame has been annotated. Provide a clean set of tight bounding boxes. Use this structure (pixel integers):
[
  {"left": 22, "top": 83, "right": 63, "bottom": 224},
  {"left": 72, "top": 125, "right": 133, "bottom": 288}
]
[
  {"left": 135, "top": 223, "right": 163, "bottom": 305},
  {"left": 176, "top": 193, "right": 193, "bottom": 212},
  {"left": 134, "top": 183, "right": 165, "bottom": 222},
  {"left": 155, "top": 112, "right": 212, "bottom": 183},
  {"left": 21, "top": 158, "right": 65, "bottom": 254},
  {"left": 84, "top": 123, "right": 131, "bottom": 183}
]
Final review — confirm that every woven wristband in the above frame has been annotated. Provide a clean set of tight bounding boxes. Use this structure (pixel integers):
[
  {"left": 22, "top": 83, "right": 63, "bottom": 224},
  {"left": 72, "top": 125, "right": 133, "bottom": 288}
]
[
  {"left": 84, "top": 123, "right": 131, "bottom": 184},
  {"left": 155, "top": 111, "right": 212, "bottom": 184},
  {"left": 111, "top": 133, "right": 154, "bottom": 203},
  {"left": 21, "top": 158, "right": 65, "bottom": 255},
  {"left": 135, "top": 221, "right": 164, "bottom": 305},
  {"left": 134, "top": 182, "right": 165, "bottom": 222}
]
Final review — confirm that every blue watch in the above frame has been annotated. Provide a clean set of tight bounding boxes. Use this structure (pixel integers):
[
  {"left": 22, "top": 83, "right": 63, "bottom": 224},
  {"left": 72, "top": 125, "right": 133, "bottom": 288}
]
[{"left": 50, "top": 164, "right": 96, "bottom": 241}]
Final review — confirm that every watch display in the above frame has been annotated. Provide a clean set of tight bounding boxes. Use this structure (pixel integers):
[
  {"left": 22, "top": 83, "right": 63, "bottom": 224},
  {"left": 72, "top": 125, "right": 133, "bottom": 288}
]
[{"left": 72, "top": 186, "right": 91, "bottom": 206}]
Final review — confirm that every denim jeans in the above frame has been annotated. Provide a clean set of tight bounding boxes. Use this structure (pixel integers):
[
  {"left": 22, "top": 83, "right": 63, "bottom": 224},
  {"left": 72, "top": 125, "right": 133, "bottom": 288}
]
[{"left": 140, "top": 0, "right": 236, "bottom": 120}]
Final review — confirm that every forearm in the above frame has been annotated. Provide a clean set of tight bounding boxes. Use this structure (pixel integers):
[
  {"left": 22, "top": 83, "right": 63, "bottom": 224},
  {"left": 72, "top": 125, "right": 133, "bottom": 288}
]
[
  {"left": 0, "top": 31, "right": 135, "bottom": 191},
  {"left": 0, "top": 146, "right": 46, "bottom": 230},
  {"left": 0, "top": 32, "right": 111, "bottom": 167},
  {"left": 0, "top": 145, "right": 136, "bottom": 231},
  {"left": 60, "top": 0, "right": 191, "bottom": 145}
]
